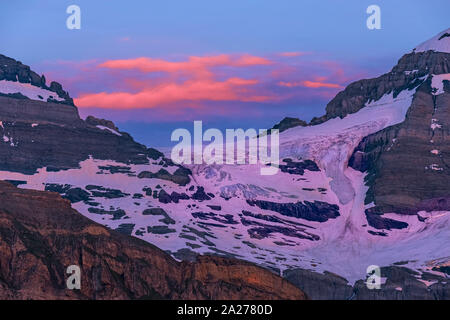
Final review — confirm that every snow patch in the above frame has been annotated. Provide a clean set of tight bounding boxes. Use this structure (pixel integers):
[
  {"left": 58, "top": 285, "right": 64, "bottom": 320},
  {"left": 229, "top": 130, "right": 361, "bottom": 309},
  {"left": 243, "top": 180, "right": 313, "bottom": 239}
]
[
  {"left": 431, "top": 74, "right": 450, "bottom": 95},
  {"left": 431, "top": 119, "right": 442, "bottom": 130},
  {"left": 96, "top": 125, "right": 122, "bottom": 136},
  {"left": 426, "top": 164, "right": 443, "bottom": 171},
  {"left": 0, "top": 80, "right": 64, "bottom": 102},
  {"left": 414, "top": 28, "right": 450, "bottom": 53}
]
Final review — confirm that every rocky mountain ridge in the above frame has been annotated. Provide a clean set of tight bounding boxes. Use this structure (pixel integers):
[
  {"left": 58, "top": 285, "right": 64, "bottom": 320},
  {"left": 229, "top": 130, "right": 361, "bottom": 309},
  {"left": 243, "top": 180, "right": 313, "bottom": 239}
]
[{"left": 0, "top": 54, "right": 73, "bottom": 105}]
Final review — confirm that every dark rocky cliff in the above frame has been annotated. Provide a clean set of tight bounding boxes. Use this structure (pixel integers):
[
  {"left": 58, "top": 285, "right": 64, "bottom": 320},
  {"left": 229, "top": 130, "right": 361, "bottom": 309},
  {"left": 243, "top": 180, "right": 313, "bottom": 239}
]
[{"left": 349, "top": 79, "right": 450, "bottom": 218}]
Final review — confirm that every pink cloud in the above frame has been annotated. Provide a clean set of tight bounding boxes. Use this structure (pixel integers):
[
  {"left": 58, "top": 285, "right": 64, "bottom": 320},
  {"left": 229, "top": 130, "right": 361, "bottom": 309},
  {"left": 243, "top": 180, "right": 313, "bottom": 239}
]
[
  {"left": 48, "top": 52, "right": 366, "bottom": 115},
  {"left": 98, "top": 54, "right": 272, "bottom": 76},
  {"left": 75, "top": 77, "right": 271, "bottom": 109}
]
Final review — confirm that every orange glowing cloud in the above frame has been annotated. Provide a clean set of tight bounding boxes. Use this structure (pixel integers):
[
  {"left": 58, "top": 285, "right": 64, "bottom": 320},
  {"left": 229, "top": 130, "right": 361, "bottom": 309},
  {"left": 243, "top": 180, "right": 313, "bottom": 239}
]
[{"left": 75, "top": 77, "right": 270, "bottom": 109}]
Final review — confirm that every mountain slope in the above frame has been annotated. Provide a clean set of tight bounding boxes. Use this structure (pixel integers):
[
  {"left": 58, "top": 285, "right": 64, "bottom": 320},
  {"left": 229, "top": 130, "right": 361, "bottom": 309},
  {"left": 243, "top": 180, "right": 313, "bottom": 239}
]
[{"left": 0, "top": 180, "right": 306, "bottom": 300}]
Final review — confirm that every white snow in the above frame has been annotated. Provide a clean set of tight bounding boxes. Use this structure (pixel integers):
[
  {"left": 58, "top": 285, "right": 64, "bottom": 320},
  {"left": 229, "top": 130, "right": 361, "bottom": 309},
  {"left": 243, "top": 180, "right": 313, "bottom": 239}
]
[
  {"left": 404, "top": 70, "right": 418, "bottom": 75},
  {"left": 278, "top": 89, "right": 415, "bottom": 205},
  {"left": 0, "top": 80, "right": 64, "bottom": 102},
  {"left": 414, "top": 28, "right": 450, "bottom": 53},
  {"left": 96, "top": 125, "right": 122, "bottom": 136},
  {"left": 2, "top": 134, "right": 17, "bottom": 147},
  {"left": 431, "top": 118, "right": 442, "bottom": 130},
  {"left": 431, "top": 74, "right": 450, "bottom": 95}
]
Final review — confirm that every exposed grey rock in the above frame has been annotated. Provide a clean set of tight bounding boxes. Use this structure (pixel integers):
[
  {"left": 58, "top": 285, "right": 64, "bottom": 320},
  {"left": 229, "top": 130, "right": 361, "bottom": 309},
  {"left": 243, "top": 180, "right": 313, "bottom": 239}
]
[
  {"left": 115, "top": 223, "right": 135, "bottom": 235},
  {"left": 279, "top": 158, "right": 320, "bottom": 175},
  {"left": 87, "top": 207, "right": 126, "bottom": 220},
  {"left": 142, "top": 207, "right": 175, "bottom": 225},
  {"left": 349, "top": 80, "right": 450, "bottom": 215},
  {"left": 85, "top": 115, "right": 120, "bottom": 131},
  {"left": 246, "top": 199, "right": 340, "bottom": 222},
  {"left": 284, "top": 266, "right": 450, "bottom": 300},
  {"left": 138, "top": 167, "right": 192, "bottom": 186}
]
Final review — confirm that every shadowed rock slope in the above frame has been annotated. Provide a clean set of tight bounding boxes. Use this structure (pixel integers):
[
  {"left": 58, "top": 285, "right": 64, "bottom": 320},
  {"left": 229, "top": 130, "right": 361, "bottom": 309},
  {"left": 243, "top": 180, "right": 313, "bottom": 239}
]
[
  {"left": 0, "top": 181, "right": 307, "bottom": 300},
  {"left": 349, "top": 78, "right": 450, "bottom": 218}
]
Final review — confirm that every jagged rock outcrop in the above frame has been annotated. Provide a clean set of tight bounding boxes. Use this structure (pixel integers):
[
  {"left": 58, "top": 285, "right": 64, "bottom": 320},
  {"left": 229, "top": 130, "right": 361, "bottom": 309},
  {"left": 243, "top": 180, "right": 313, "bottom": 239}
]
[
  {"left": 138, "top": 167, "right": 192, "bottom": 186},
  {"left": 270, "top": 117, "right": 308, "bottom": 133},
  {"left": 284, "top": 269, "right": 354, "bottom": 300},
  {"left": 0, "top": 181, "right": 307, "bottom": 300},
  {"left": 85, "top": 116, "right": 120, "bottom": 132},
  {"left": 0, "top": 95, "right": 81, "bottom": 125},
  {"left": 279, "top": 158, "right": 320, "bottom": 175}
]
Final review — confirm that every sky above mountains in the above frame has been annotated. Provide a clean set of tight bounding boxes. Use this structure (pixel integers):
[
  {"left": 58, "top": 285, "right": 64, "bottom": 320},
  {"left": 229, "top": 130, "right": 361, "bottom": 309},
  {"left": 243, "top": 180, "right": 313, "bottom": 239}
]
[{"left": 1, "top": 0, "right": 449, "bottom": 146}]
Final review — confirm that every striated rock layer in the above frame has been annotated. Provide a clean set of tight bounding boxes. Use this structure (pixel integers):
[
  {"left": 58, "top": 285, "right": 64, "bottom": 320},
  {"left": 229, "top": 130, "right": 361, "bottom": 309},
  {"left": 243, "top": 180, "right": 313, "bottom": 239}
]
[{"left": 349, "top": 79, "right": 450, "bottom": 217}]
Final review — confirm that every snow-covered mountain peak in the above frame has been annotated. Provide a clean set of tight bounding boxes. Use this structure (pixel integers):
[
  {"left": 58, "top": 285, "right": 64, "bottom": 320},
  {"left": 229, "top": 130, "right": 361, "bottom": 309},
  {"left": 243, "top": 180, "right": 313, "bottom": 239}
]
[{"left": 414, "top": 28, "right": 450, "bottom": 53}]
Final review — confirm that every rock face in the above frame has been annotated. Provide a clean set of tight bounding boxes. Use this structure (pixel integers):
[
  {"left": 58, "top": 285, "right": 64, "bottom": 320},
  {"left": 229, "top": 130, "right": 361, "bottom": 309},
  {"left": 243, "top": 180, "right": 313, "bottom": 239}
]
[
  {"left": 311, "top": 51, "right": 450, "bottom": 124},
  {"left": 0, "top": 54, "right": 73, "bottom": 105},
  {"left": 284, "top": 266, "right": 450, "bottom": 300},
  {"left": 349, "top": 79, "right": 450, "bottom": 216},
  {"left": 85, "top": 115, "right": 120, "bottom": 132},
  {"left": 0, "top": 181, "right": 307, "bottom": 300},
  {"left": 0, "top": 95, "right": 80, "bottom": 125}
]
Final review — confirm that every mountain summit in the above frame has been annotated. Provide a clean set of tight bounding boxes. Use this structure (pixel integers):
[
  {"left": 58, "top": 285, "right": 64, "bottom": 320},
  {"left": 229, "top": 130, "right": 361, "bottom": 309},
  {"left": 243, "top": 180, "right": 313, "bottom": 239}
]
[{"left": 414, "top": 28, "right": 450, "bottom": 53}]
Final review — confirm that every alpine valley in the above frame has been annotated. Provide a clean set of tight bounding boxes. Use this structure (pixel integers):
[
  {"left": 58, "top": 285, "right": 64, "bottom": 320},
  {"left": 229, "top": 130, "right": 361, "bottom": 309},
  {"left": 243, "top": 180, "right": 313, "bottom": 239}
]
[{"left": 0, "top": 28, "right": 449, "bottom": 300}]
